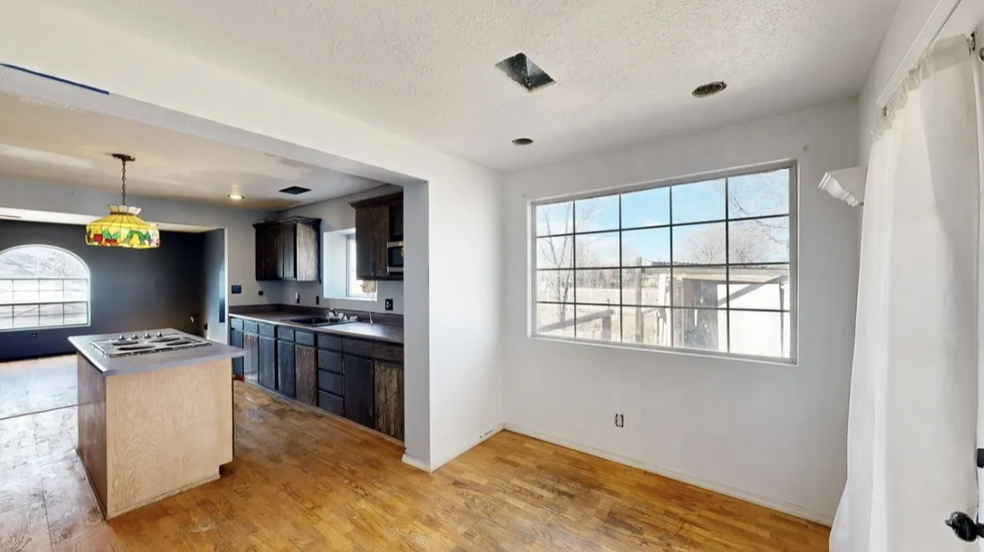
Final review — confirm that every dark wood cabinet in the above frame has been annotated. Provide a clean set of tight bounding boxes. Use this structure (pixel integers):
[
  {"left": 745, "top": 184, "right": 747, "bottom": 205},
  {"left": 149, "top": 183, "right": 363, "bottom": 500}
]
[
  {"left": 233, "top": 315, "right": 403, "bottom": 442},
  {"left": 277, "top": 340, "right": 296, "bottom": 398},
  {"left": 343, "top": 355, "right": 375, "bottom": 429},
  {"left": 230, "top": 328, "right": 244, "bottom": 377},
  {"left": 374, "top": 362, "right": 404, "bottom": 441},
  {"left": 254, "top": 217, "right": 321, "bottom": 282},
  {"left": 258, "top": 336, "right": 276, "bottom": 391},
  {"left": 294, "top": 344, "right": 317, "bottom": 407},
  {"left": 351, "top": 193, "right": 402, "bottom": 281},
  {"left": 243, "top": 332, "right": 259, "bottom": 384}
]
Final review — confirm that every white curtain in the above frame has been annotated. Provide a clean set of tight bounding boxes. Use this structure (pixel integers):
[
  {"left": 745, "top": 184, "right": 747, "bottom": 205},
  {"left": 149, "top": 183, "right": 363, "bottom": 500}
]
[{"left": 831, "top": 36, "right": 981, "bottom": 552}]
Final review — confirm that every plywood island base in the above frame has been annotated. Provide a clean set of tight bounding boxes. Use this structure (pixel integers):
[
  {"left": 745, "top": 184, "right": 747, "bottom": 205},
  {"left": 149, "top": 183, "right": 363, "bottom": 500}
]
[{"left": 76, "top": 354, "right": 233, "bottom": 519}]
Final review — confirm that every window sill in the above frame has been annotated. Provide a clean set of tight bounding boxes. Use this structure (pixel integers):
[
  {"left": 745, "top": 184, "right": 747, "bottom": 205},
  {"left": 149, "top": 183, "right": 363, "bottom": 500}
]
[
  {"left": 530, "top": 334, "right": 797, "bottom": 366},
  {"left": 325, "top": 296, "right": 377, "bottom": 303}
]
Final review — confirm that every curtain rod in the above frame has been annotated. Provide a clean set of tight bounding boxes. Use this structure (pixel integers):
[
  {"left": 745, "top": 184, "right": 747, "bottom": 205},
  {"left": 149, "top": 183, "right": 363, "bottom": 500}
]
[{"left": 876, "top": 0, "right": 966, "bottom": 111}]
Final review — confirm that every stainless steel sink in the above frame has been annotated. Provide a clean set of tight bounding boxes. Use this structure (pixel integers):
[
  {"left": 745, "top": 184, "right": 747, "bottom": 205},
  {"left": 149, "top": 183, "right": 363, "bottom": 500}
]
[{"left": 284, "top": 316, "right": 357, "bottom": 327}]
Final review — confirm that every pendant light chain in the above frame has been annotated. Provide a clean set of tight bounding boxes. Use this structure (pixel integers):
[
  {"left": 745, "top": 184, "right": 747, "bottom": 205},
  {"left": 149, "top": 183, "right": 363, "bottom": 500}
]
[{"left": 121, "top": 157, "right": 127, "bottom": 206}]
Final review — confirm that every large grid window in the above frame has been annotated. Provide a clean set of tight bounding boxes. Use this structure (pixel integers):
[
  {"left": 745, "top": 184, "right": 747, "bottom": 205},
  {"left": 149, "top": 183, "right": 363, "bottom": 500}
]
[
  {"left": 533, "top": 164, "right": 795, "bottom": 361},
  {"left": 0, "top": 246, "right": 90, "bottom": 331}
]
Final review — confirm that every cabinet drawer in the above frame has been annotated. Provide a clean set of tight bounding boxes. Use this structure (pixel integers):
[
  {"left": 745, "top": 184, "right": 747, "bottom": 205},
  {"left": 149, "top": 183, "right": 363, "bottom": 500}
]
[
  {"left": 318, "top": 369, "right": 344, "bottom": 396},
  {"left": 342, "top": 338, "right": 373, "bottom": 358},
  {"left": 318, "top": 391, "right": 344, "bottom": 417},
  {"left": 276, "top": 326, "right": 295, "bottom": 341},
  {"left": 243, "top": 320, "right": 258, "bottom": 334},
  {"left": 317, "top": 333, "right": 342, "bottom": 351},
  {"left": 231, "top": 318, "right": 244, "bottom": 330},
  {"left": 374, "top": 343, "right": 404, "bottom": 363},
  {"left": 258, "top": 323, "right": 276, "bottom": 337},
  {"left": 318, "top": 349, "right": 343, "bottom": 374},
  {"left": 295, "top": 331, "right": 315, "bottom": 347}
]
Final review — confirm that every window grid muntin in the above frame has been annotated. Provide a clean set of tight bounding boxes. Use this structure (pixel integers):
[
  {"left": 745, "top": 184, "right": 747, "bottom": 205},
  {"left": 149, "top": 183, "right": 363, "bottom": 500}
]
[{"left": 533, "top": 163, "right": 794, "bottom": 360}]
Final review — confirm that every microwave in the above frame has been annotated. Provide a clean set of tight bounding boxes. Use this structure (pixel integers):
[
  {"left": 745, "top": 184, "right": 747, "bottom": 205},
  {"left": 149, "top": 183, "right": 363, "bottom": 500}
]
[{"left": 386, "top": 241, "right": 404, "bottom": 274}]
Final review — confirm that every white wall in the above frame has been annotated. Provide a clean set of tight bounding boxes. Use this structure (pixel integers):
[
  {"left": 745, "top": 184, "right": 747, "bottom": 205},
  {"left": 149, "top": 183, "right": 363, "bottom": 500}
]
[
  {"left": 261, "top": 185, "right": 406, "bottom": 315},
  {"left": 202, "top": 229, "right": 227, "bottom": 342},
  {"left": 0, "top": 1, "right": 503, "bottom": 469},
  {"left": 501, "top": 99, "right": 861, "bottom": 523},
  {"left": 0, "top": 178, "right": 266, "bottom": 308}
]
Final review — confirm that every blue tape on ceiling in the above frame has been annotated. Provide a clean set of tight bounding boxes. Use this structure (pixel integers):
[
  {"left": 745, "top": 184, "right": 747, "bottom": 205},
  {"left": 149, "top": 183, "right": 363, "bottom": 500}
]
[{"left": 0, "top": 64, "right": 109, "bottom": 95}]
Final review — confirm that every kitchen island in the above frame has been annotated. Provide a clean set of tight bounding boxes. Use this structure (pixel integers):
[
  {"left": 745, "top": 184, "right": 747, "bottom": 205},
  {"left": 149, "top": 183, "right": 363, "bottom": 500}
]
[{"left": 69, "top": 329, "right": 244, "bottom": 519}]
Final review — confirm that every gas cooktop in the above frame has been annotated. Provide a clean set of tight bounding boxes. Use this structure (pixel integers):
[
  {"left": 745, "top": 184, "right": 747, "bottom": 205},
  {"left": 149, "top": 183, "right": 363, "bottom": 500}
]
[{"left": 90, "top": 331, "right": 212, "bottom": 358}]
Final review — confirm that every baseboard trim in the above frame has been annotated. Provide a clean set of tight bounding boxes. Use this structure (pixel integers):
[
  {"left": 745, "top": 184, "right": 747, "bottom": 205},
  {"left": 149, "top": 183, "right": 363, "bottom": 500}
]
[
  {"left": 428, "top": 423, "right": 505, "bottom": 472},
  {"left": 401, "top": 453, "right": 433, "bottom": 473},
  {"left": 504, "top": 423, "right": 833, "bottom": 526}
]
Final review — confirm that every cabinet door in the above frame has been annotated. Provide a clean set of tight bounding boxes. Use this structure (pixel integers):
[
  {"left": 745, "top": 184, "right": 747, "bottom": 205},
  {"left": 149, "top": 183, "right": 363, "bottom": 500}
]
[
  {"left": 374, "top": 362, "right": 404, "bottom": 441},
  {"left": 295, "top": 345, "right": 317, "bottom": 406},
  {"left": 390, "top": 202, "right": 403, "bottom": 241},
  {"left": 355, "top": 208, "right": 375, "bottom": 280},
  {"left": 258, "top": 336, "right": 277, "bottom": 390},
  {"left": 281, "top": 223, "right": 296, "bottom": 280},
  {"left": 343, "top": 355, "right": 375, "bottom": 429},
  {"left": 277, "top": 340, "right": 296, "bottom": 398},
  {"left": 243, "top": 333, "right": 259, "bottom": 384},
  {"left": 295, "top": 222, "right": 320, "bottom": 282},
  {"left": 370, "top": 206, "right": 390, "bottom": 278},
  {"left": 230, "top": 328, "right": 244, "bottom": 377}
]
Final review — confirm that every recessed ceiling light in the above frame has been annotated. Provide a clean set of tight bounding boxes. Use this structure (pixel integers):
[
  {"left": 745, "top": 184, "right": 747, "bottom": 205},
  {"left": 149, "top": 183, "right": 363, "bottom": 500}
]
[
  {"left": 512, "top": 137, "right": 534, "bottom": 146},
  {"left": 692, "top": 81, "right": 728, "bottom": 98},
  {"left": 229, "top": 194, "right": 244, "bottom": 201}
]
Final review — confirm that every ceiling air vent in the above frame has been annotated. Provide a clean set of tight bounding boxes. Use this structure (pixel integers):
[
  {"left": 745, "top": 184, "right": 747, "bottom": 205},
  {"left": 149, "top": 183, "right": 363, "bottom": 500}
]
[
  {"left": 496, "top": 53, "right": 555, "bottom": 93},
  {"left": 279, "top": 186, "right": 311, "bottom": 195}
]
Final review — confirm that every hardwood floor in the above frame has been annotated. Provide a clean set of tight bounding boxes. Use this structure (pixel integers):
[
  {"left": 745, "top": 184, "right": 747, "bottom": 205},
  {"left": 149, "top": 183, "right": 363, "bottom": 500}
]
[
  {"left": 0, "top": 360, "right": 829, "bottom": 551},
  {"left": 0, "top": 355, "right": 76, "bottom": 421}
]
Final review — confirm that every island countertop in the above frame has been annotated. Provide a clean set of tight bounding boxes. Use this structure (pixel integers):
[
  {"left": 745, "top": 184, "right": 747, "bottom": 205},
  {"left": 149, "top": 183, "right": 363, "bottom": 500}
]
[{"left": 69, "top": 329, "right": 245, "bottom": 377}]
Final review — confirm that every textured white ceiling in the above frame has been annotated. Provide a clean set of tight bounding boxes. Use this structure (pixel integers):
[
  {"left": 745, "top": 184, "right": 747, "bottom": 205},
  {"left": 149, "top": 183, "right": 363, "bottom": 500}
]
[
  {"left": 0, "top": 91, "right": 386, "bottom": 210},
  {"left": 46, "top": 0, "right": 900, "bottom": 171}
]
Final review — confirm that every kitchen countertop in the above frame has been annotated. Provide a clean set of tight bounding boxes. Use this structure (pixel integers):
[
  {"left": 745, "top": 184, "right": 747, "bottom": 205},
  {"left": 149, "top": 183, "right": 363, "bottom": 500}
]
[
  {"left": 230, "top": 311, "right": 404, "bottom": 344},
  {"left": 69, "top": 329, "right": 245, "bottom": 377}
]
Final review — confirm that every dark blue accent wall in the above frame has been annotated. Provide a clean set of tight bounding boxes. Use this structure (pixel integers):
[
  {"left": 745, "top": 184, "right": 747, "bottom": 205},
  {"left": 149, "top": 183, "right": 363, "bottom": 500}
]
[{"left": 0, "top": 220, "right": 206, "bottom": 362}]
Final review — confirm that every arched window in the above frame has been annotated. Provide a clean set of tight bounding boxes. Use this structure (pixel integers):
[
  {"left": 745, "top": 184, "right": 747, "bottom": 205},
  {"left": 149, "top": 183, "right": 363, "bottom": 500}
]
[{"left": 0, "top": 246, "right": 90, "bottom": 330}]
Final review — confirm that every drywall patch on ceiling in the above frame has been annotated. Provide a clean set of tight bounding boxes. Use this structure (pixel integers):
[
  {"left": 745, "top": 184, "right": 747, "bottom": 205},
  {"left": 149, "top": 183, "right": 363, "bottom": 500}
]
[
  {"left": 44, "top": 0, "right": 901, "bottom": 171},
  {"left": 0, "top": 89, "right": 388, "bottom": 209}
]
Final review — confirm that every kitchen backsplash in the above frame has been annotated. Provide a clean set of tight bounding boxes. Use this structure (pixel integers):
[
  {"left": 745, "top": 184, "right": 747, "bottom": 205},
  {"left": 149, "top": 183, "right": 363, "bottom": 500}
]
[{"left": 257, "top": 279, "right": 404, "bottom": 315}]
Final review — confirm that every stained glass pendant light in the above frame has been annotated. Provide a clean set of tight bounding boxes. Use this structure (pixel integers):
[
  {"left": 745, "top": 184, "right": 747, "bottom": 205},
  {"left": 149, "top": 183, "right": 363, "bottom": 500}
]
[{"left": 85, "top": 154, "right": 160, "bottom": 249}]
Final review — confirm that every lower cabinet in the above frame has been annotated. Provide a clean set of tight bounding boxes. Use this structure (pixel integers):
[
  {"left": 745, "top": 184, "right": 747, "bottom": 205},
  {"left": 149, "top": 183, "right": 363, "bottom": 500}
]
[
  {"left": 374, "top": 362, "right": 404, "bottom": 441},
  {"left": 258, "top": 336, "right": 277, "bottom": 391},
  {"left": 277, "top": 341, "right": 296, "bottom": 398},
  {"left": 294, "top": 344, "right": 317, "bottom": 406},
  {"left": 318, "top": 390, "right": 344, "bottom": 416},
  {"left": 343, "top": 355, "right": 375, "bottom": 429},
  {"left": 230, "top": 329, "right": 244, "bottom": 377},
  {"left": 243, "top": 332, "right": 259, "bottom": 384}
]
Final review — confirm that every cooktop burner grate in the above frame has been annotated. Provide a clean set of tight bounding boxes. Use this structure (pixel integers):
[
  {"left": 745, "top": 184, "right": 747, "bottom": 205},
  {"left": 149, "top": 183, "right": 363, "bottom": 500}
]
[{"left": 91, "top": 332, "right": 212, "bottom": 358}]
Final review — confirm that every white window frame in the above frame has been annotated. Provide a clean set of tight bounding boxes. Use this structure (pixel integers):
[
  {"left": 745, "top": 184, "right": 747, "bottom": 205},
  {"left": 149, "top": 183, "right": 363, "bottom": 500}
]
[
  {"left": 345, "top": 233, "right": 375, "bottom": 299},
  {"left": 0, "top": 245, "right": 91, "bottom": 332},
  {"left": 529, "top": 160, "right": 798, "bottom": 364}
]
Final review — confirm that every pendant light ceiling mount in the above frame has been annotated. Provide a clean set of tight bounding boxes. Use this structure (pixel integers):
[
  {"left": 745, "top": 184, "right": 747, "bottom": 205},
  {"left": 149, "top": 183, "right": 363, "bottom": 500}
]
[{"left": 85, "top": 153, "right": 161, "bottom": 249}]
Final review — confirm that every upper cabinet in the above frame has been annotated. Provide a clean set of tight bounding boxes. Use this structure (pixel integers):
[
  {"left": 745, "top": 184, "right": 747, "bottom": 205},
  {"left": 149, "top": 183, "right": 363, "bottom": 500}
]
[
  {"left": 254, "top": 217, "right": 321, "bottom": 281},
  {"left": 351, "top": 192, "right": 403, "bottom": 281}
]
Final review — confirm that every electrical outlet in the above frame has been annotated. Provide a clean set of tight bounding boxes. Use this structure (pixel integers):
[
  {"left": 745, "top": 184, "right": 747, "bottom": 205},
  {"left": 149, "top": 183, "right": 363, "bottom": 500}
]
[
  {"left": 615, "top": 413, "right": 624, "bottom": 428},
  {"left": 385, "top": 299, "right": 394, "bottom": 311},
  {"left": 315, "top": 296, "right": 320, "bottom": 305},
  {"left": 295, "top": 292, "right": 300, "bottom": 304}
]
